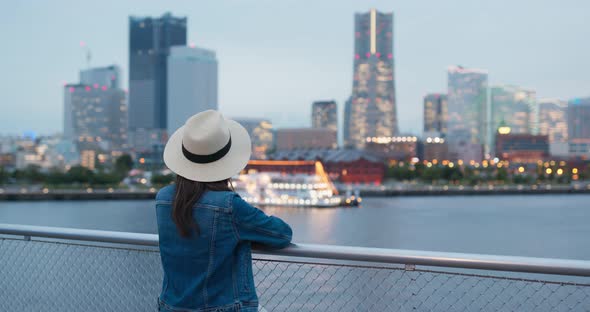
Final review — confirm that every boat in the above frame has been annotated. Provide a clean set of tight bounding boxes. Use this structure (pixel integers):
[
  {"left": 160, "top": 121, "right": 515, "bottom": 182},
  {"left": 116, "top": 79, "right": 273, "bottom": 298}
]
[{"left": 234, "top": 160, "right": 359, "bottom": 207}]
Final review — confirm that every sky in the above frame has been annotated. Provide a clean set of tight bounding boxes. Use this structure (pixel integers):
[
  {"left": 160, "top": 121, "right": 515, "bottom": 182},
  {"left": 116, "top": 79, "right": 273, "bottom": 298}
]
[{"left": 1, "top": 0, "right": 589, "bottom": 136}]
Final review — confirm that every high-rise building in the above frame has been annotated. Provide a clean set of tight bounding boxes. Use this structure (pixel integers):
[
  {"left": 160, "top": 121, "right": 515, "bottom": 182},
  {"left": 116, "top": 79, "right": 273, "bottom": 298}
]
[
  {"left": 128, "top": 13, "right": 187, "bottom": 151},
  {"left": 234, "top": 118, "right": 274, "bottom": 160},
  {"left": 539, "top": 99, "right": 568, "bottom": 142},
  {"left": 447, "top": 65, "right": 488, "bottom": 157},
  {"left": 490, "top": 85, "right": 536, "bottom": 134},
  {"left": 568, "top": 97, "right": 590, "bottom": 157},
  {"left": 490, "top": 85, "right": 536, "bottom": 155},
  {"left": 64, "top": 65, "right": 128, "bottom": 151},
  {"left": 312, "top": 100, "right": 338, "bottom": 133},
  {"left": 423, "top": 93, "right": 447, "bottom": 136},
  {"left": 538, "top": 98, "right": 568, "bottom": 156},
  {"left": 167, "top": 46, "right": 218, "bottom": 135},
  {"left": 63, "top": 82, "right": 127, "bottom": 151},
  {"left": 345, "top": 9, "right": 397, "bottom": 149},
  {"left": 80, "top": 65, "right": 121, "bottom": 89}
]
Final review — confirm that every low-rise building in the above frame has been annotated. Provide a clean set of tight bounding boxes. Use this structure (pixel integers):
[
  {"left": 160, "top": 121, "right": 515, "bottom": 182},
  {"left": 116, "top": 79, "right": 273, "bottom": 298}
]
[
  {"left": 275, "top": 128, "right": 337, "bottom": 151},
  {"left": 448, "top": 141, "right": 484, "bottom": 163},
  {"left": 422, "top": 136, "right": 449, "bottom": 162},
  {"left": 495, "top": 128, "right": 549, "bottom": 163},
  {"left": 364, "top": 136, "right": 420, "bottom": 161}
]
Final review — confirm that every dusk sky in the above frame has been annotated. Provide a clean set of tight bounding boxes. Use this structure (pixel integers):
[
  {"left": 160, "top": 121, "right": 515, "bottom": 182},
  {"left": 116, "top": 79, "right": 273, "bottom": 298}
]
[{"left": 1, "top": 0, "right": 589, "bottom": 135}]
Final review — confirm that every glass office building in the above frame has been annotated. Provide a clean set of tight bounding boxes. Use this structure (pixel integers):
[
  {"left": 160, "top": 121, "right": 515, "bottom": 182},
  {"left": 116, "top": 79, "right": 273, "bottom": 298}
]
[
  {"left": 446, "top": 65, "right": 488, "bottom": 156},
  {"left": 128, "top": 13, "right": 186, "bottom": 151}
]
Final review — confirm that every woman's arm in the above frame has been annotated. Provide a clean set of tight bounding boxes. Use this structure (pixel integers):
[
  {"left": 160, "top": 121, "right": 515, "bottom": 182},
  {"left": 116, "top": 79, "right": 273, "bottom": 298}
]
[{"left": 232, "top": 194, "right": 293, "bottom": 248}]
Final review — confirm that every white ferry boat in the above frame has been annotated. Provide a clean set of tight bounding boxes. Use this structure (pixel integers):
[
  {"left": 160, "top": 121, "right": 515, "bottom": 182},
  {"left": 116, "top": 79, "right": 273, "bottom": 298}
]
[{"left": 233, "top": 172, "right": 359, "bottom": 208}]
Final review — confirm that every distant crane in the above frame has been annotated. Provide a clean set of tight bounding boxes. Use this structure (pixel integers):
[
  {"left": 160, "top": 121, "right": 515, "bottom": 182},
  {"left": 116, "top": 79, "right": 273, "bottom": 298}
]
[{"left": 79, "top": 41, "right": 92, "bottom": 69}]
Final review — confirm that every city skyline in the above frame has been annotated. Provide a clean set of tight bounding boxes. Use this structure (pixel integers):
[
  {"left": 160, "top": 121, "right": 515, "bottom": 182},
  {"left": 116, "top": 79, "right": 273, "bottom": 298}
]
[{"left": 1, "top": 1, "right": 590, "bottom": 135}]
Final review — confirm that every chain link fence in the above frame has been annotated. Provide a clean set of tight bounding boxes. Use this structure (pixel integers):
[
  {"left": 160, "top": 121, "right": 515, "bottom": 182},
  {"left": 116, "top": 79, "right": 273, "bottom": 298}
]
[
  {"left": 0, "top": 237, "right": 589, "bottom": 311},
  {"left": 253, "top": 260, "right": 590, "bottom": 311}
]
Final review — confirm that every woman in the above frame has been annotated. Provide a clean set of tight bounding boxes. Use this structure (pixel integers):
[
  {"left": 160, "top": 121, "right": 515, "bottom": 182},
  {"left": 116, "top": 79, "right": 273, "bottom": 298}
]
[{"left": 156, "top": 110, "right": 293, "bottom": 311}]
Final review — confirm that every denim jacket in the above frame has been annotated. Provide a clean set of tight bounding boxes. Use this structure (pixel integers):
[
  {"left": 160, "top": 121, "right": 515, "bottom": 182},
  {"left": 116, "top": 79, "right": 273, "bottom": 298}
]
[{"left": 155, "top": 185, "right": 293, "bottom": 311}]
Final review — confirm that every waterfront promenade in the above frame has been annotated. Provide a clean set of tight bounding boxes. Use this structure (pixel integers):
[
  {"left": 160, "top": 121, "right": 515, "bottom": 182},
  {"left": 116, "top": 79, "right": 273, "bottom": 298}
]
[{"left": 1, "top": 183, "right": 590, "bottom": 201}]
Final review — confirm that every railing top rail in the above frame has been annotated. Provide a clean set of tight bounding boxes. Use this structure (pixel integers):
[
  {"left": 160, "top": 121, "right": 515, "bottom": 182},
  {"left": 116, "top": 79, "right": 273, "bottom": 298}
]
[{"left": 1, "top": 223, "right": 590, "bottom": 277}]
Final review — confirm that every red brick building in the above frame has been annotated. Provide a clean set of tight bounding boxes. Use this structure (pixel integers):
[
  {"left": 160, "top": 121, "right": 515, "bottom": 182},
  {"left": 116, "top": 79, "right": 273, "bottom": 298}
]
[
  {"left": 249, "top": 149, "right": 385, "bottom": 185},
  {"left": 495, "top": 133, "right": 549, "bottom": 163}
]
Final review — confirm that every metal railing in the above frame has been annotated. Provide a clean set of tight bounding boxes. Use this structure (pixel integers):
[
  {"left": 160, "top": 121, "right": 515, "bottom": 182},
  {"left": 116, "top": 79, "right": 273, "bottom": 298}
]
[{"left": 1, "top": 223, "right": 589, "bottom": 311}]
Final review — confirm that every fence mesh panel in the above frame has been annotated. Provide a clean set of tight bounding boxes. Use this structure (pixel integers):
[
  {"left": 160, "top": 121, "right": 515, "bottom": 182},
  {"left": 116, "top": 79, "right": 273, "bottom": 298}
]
[{"left": 0, "top": 238, "right": 589, "bottom": 311}]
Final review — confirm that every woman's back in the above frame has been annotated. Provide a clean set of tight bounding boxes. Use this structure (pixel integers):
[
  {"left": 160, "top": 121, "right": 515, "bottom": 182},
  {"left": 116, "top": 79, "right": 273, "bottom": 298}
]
[{"left": 156, "top": 185, "right": 292, "bottom": 311}]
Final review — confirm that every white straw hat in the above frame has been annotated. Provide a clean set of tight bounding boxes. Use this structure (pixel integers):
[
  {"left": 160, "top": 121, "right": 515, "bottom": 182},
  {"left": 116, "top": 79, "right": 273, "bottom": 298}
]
[{"left": 163, "top": 110, "right": 251, "bottom": 182}]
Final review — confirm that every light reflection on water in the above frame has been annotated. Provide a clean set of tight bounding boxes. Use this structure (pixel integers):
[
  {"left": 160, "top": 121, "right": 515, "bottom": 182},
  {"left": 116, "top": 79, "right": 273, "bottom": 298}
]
[{"left": 0, "top": 194, "right": 589, "bottom": 260}]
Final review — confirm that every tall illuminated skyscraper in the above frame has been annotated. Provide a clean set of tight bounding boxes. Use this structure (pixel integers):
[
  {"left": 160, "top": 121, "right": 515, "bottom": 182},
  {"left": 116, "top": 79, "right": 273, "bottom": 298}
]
[
  {"left": 128, "top": 13, "right": 187, "bottom": 151},
  {"left": 345, "top": 9, "right": 397, "bottom": 149},
  {"left": 447, "top": 65, "right": 488, "bottom": 158}
]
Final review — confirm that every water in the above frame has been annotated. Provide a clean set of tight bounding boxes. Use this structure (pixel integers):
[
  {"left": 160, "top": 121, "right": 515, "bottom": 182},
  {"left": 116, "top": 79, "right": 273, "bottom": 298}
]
[{"left": 0, "top": 194, "right": 589, "bottom": 260}]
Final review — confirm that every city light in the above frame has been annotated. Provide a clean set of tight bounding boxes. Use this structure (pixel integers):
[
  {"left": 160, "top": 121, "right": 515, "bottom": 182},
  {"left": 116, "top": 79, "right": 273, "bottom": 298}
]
[
  {"left": 573, "top": 168, "right": 579, "bottom": 174},
  {"left": 498, "top": 126, "right": 511, "bottom": 134},
  {"left": 557, "top": 168, "right": 563, "bottom": 175},
  {"left": 545, "top": 168, "right": 552, "bottom": 174},
  {"left": 518, "top": 166, "right": 525, "bottom": 173}
]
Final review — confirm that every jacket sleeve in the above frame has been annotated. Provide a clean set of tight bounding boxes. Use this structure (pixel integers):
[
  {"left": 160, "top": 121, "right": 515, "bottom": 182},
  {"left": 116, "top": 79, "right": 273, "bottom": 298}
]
[{"left": 232, "top": 194, "right": 293, "bottom": 248}]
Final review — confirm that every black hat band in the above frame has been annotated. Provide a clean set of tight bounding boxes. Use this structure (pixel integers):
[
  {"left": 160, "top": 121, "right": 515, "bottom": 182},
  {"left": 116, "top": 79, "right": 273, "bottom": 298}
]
[{"left": 182, "top": 135, "right": 232, "bottom": 164}]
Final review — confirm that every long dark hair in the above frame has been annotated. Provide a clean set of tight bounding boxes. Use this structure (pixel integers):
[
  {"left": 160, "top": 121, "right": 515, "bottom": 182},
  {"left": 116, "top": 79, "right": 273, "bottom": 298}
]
[{"left": 172, "top": 175, "right": 232, "bottom": 238}]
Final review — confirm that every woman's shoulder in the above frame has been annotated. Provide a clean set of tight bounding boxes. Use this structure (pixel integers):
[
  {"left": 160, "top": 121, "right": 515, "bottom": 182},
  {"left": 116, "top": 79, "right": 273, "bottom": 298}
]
[
  {"left": 200, "top": 190, "right": 238, "bottom": 205},
  {"left": 156, "top": 184, "right": 176, "bottom": 202}
]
